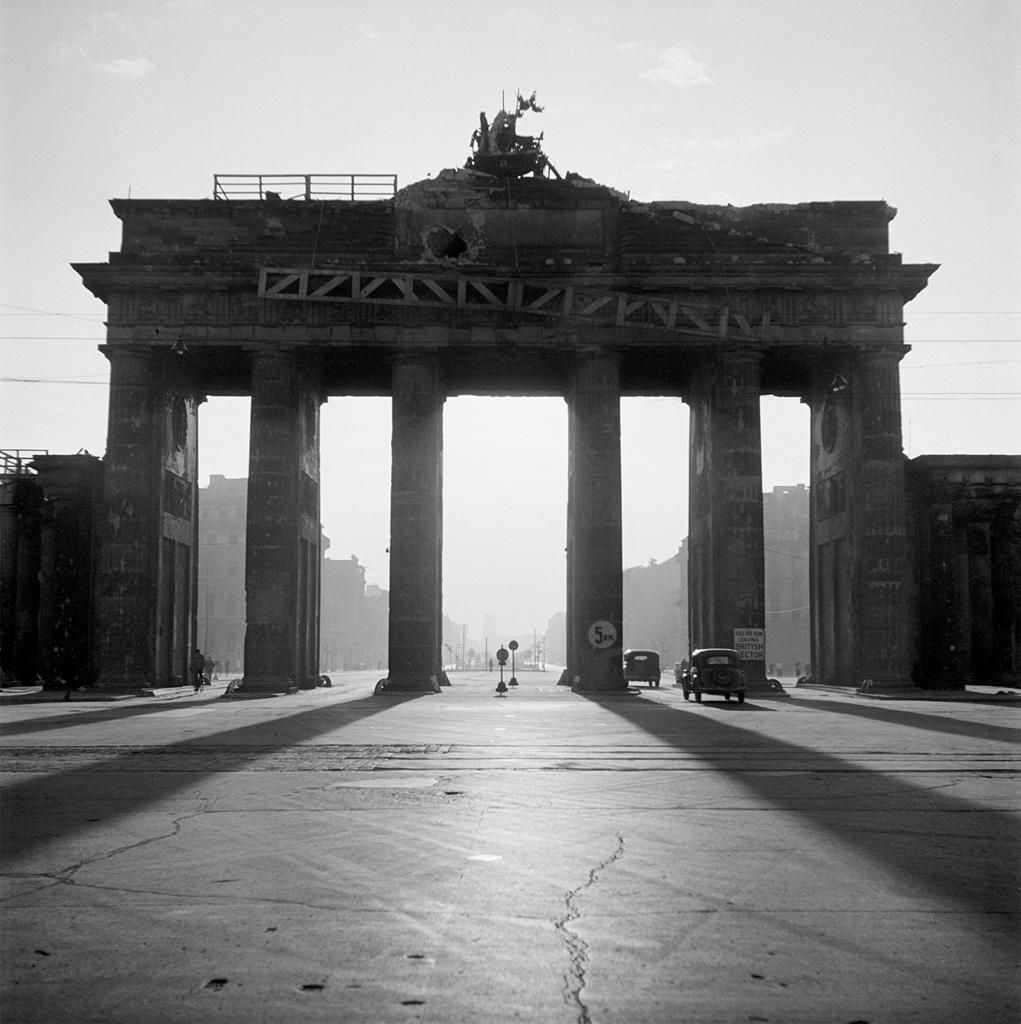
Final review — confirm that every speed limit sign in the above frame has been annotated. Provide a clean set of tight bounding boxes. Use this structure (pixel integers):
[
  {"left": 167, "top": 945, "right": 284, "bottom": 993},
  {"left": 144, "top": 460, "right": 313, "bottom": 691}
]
[{"left": 587, "top": 620, "right": 618, "bottom": 649}]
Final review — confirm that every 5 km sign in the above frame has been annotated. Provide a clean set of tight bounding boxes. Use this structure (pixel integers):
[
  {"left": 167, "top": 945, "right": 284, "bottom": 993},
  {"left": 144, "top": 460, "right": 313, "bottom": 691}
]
[{"left": 587, "top": 620, "right": 618, "bottom": 650}]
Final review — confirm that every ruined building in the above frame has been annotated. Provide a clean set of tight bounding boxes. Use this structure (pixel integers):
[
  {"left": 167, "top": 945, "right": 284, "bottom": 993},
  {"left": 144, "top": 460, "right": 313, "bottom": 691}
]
[
  {"left": 907, "top": 456, "right": 1021, "bottom": 687},
  {"left": 3, "top": 107, "right": 1008, "bottom": 692},
  {"left": 66, "top": 147, "right": 945, "bottom": 693},
  {"left": 0, "top": 451, "right": 102, "bottom": 685}
]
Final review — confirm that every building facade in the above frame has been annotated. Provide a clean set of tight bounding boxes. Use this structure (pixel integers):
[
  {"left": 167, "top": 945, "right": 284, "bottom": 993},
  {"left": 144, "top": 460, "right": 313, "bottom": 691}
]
[
  {"left": 0, "top": 451, "right": 103, "bottom": 687},
  {"left": 907, "top": 456, "right": 1021, "bottom": 687}
]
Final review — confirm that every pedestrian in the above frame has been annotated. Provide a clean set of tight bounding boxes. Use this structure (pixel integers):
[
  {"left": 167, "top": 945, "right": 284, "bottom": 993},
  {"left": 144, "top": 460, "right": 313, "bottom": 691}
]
[
  {"left": 204, "top": 656, "right": 215, "bottom": 686},
  {"left": 190, "top": 647, "right": 206, "bottom": 693}
]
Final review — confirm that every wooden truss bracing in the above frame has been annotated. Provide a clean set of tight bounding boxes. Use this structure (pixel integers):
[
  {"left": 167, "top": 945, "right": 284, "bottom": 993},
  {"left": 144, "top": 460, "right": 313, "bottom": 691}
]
[{"left": 257, "top": 267, "right": 762, "bottom": 341}]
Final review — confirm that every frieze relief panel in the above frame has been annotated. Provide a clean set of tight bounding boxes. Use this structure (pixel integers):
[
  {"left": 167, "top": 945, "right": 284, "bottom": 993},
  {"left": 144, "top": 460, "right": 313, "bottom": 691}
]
[
  {"left": 732, "top": 292, "right": 779, "bottom": 326},
  {"left": 107, "top": 291, "right": 184, "bottom": 325},
  {"left": 816, "top": 471, "right": 847, "bottom": 520},
  {"left": 798, "top": 293, "right": 832, "bottom": 324},
  {"left": 778, "top": 294, "right": 799, "bottom": 325},
  {"left": 844, "top": 291, "right": 880, "bottom": 323},
  {"left": 162, "top": 470, "right": 193, "bottom": 520},
  {"left": 231, "top": 293, "right": 261, "bottom": 322}
]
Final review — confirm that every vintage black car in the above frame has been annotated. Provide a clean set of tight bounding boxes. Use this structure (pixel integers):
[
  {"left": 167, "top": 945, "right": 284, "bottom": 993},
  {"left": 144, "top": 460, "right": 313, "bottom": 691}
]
[
  {"left": 623, "top": 649, "right": 661, "bottom": 687},
  {"left": 677, "top": 648, "right": 746, "bottom": 703}
]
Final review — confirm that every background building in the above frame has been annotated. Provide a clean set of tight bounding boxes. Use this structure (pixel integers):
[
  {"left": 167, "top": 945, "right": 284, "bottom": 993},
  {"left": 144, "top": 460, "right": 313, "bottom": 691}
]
[
  {"left": 620, "top": 486, "right": 811, "bottom": 676},
  {"left": 762, "top": 484, "right": 811, "bottom": 676},
  {"left": 196, "top": 475, "right": 247, "bottom": 677},
  {"left": 5, "top": 465, "right": 1018, "bottom": 689},
  {"left": 623, "top": 546, "right": 688, "bottom": 669}
]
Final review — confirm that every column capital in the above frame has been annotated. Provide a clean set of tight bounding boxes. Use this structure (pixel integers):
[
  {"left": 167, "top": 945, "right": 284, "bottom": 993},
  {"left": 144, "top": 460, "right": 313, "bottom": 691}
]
[
  {"left": 853, "top": 344, "right": 910, "bottom": 367},
  {"left": 102, "top": 346, "right": 156, "bottom": 382}
]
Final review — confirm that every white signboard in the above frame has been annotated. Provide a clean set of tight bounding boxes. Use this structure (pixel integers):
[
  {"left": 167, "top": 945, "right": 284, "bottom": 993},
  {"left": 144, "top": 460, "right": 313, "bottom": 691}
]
[
  {"left": 587, "top": 620, "right": 618, "bottom": 650},
  {"left": 733, "top": 628, "right": 765, "bottom": 661}
]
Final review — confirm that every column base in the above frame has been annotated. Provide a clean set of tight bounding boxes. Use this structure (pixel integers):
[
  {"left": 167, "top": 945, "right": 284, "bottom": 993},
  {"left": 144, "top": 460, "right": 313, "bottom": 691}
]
[
  {"left": 856, "top": 678, "right": 921, "bottom": 697},
  {"left": 571, "top": 677, "right": 629, "bottom": 693},
  {"left": 95, "top": 675, "right": 151, "bottom": 692},
  {"left": 374, "top": 676, "right": 441, "bottom": 695},
  {"left": 239, "top": 676, "right": 299, "bottom": 696},
  {"left": 746, "top": 677, "right": 793, "bottom": 698}
]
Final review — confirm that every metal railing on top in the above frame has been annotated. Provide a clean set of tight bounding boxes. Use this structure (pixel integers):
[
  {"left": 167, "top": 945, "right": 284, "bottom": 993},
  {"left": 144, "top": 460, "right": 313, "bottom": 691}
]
[
  {"left": 213, "top": 174, "right": 397, "bottom": 201},
  {"left": 0, "top": 449, "right": 48, "bottom": 475}
]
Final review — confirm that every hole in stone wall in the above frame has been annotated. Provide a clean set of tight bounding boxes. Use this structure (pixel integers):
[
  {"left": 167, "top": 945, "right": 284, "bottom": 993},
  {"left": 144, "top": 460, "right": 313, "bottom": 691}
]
[{"left": 423, "top": 226, "right": 468, "bottom": 260}]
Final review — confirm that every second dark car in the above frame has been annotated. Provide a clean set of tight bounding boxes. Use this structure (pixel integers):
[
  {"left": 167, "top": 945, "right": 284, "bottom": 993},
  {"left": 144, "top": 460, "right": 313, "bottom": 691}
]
[
  {"left": 623, "top": 649, "right": 661, "bottom": 688},
  {"left": 677, "top": 648, "right": 746, "bottom": 703}
]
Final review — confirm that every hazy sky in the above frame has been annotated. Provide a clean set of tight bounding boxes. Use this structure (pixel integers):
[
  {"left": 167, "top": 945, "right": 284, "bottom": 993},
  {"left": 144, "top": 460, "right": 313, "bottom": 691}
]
[{"left": 1, "top": 0, "right": 1018, "bottom": 643}]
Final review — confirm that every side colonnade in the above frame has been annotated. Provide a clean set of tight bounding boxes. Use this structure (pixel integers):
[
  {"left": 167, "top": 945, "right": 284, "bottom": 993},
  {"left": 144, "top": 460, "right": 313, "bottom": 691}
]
[{"left": 90, "top": 338, "right": 919, "bottom": 695}]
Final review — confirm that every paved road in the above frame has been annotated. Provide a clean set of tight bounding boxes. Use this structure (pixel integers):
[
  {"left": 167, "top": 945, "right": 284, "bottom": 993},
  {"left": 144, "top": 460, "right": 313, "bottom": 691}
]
[{"left": 1, "top": 672, "right": 1018, "bottom": 1024}]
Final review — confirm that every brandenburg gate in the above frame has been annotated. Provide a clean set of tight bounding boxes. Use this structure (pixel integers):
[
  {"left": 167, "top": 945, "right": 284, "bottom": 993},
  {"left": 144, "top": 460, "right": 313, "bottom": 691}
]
[{"left": 74, "top": 128, "right": 936, "bottom": 695}]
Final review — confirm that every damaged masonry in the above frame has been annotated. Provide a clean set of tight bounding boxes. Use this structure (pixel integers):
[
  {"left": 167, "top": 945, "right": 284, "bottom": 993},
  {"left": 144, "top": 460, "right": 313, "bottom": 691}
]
[{"left": 55, "top": 97, "right": 983, "bottom": 696}]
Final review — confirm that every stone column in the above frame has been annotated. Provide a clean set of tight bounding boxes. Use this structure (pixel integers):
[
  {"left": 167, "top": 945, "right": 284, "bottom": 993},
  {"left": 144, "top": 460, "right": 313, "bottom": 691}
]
[
  {"left": 849, "top": 348, "right": 915, "bottom": 690},
  {"left": 566, "top": 351, "right": 625, "bottom": 691},
  {"left": 95, "top": 349, "right": 159, "bottom": 688},
  {"left": 686, "top": 349, "right": 767, "bottom": 684},
  {"left": 386, "top": 354, "right": 444, "bottom": 692},
  {"left": 243, "top": 350, "right": 319, "bottom": 691},
  {"left": 155, "top": 386, "right": 202, "bottom": 688}
]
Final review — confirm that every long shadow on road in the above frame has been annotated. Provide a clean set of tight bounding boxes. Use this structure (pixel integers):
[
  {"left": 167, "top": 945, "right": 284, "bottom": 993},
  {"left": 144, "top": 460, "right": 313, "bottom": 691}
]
[
  {"left": 789, "top": 696, "right": 1020, "bottom": 744},
  {"left": 0, "top": 695, "right": 241, "bottom": 738},
  {"left": 0, "top": 691, "right": 424, "bottom": 862},
  {"left": 579, "top": 691, "right": 1020, "bottom": 923}
]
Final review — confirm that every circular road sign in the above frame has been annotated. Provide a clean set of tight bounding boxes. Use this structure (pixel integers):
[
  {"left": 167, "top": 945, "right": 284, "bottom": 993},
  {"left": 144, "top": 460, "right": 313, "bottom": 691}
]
[
  {"left": 508, "top": 640, "right": 519, "bottom": 651},
  {"left": 496, "top": 647, "right": 509, "bottom": 665},
  {"left": 587, "top": 620, "right": 618, "bottom": 650}
]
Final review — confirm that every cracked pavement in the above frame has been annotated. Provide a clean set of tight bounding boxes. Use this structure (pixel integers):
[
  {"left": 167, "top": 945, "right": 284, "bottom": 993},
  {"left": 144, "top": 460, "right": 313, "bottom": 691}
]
[{"left": 1, "top": 672, "right": 1018, "bottom": 1023}]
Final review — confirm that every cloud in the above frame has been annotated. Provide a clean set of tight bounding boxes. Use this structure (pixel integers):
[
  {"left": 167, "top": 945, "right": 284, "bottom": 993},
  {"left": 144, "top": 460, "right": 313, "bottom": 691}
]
[
  {"left": 640, "top": 45, "right": 714, "bottom": 87},
  {"left": 52, "top": 41, "right": 88, "bottom": 63},
  {"left": 88, "top": 56, "right": 157, "bottom": 78},
  {"left": 357, "top": 23, "right": 380, "bottom": 41},
  {"left": 51, "top": 40, "right": 155, "bottom": 80},
  {"left": 634, "top": 128, "right": 792, "bottom": 182},
  {"left": 88, "top": 11, "right": 131, "bottom": 36}
]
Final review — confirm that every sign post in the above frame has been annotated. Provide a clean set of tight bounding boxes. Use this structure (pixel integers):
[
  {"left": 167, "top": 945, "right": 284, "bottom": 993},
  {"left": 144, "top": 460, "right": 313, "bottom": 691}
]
[{"left": 495, "top": 646, "right": 508, "bottom": 696}]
